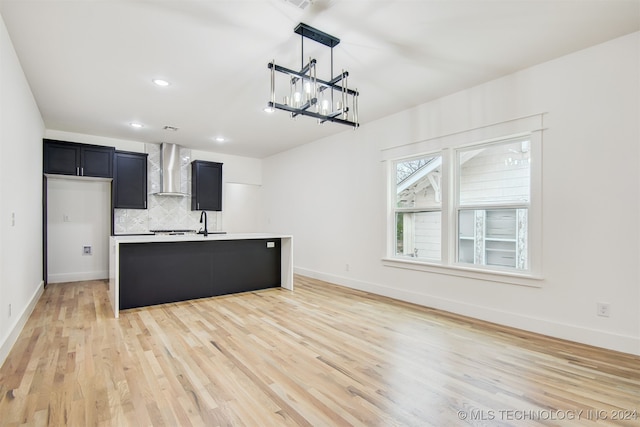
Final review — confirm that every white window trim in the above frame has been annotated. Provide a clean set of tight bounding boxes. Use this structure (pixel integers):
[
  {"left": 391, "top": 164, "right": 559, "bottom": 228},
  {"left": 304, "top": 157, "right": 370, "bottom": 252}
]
[
  {"left": 392, "top": 152, "right": 444, "bottom": 262},
  {"left": 381, "top": 257, "right": 543, "bottom": 287},
  {"left": 383, "top": 114, "right": 545, "bottom": 286}
]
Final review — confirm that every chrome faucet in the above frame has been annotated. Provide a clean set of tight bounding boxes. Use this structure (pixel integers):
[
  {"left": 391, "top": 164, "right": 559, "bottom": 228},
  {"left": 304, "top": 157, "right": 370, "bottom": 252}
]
[{"left": 199, "top": 211, "right": 208, "bottom": 237}]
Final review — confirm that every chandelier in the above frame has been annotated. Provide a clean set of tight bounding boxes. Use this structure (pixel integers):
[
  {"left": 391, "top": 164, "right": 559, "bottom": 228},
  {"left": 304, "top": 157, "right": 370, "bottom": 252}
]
[{"left": 267, "top": 23, "right": 360, "bottom": 128}]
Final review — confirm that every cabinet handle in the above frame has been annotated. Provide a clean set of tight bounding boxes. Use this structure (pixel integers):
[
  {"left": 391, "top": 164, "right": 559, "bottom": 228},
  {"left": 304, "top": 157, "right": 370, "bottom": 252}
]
[
  {"left": 81, "top": 167, "right": 84, "bottom": 176},
  {"left": 197, "top": 202, "right": 200, "bottom": 210},
  {"left": 144, "top": 201, "right": 147, "bottom": 208},
  {"left": 76, "top": 167, "right": 79, "bottom": 176}
]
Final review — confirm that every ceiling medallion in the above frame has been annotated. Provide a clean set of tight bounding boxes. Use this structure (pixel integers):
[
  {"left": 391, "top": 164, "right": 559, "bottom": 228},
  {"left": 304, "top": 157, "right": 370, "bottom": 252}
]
[{"left": 267, "top": 23, "right": 359, "bottom": 128}]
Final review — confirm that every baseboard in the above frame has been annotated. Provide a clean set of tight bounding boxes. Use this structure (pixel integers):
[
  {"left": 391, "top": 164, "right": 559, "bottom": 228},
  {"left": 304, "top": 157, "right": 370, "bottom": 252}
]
[
  {"left": 0, "top": 280, "right": 44, "bottom": 368},
  {"left": 47, "top": 270, "right": 108, "bottom": 283},
  {"left": 295, "top": 267, "right": 640, "bottom": 356}
]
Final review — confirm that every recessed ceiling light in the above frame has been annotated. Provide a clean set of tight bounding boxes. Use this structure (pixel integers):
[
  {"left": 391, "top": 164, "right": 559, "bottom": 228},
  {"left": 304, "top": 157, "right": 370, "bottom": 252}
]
[
  {"left": 152, "top": 79, "right": 170, "bottom": 87},
  {"left": 130, "top": 122, "right": 144, "bottom": 128},
  {"left": 215, "top": 136, "right": 225, "bottom": 143}
]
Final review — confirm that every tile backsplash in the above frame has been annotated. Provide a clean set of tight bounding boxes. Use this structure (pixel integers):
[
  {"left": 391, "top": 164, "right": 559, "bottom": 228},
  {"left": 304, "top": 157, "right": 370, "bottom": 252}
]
[{"left": 114, "top": 143, "right": 220, "bottom": 234}]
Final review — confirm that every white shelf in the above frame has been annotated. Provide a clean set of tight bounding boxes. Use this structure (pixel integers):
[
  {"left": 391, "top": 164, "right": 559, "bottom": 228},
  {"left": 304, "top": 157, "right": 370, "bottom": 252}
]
[{"left": 458, "top": 208, "right": 523, "bottom": 269}]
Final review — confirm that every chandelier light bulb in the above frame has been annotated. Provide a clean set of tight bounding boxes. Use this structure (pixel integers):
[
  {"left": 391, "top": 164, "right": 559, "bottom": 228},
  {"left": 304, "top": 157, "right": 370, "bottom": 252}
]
[{"left": 321, "top": 99, "right": 330, "bottom": 115}]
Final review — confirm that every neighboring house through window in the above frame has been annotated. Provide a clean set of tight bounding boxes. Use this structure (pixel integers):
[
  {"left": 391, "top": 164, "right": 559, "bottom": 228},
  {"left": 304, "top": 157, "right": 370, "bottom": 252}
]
[
  {"left": 456, "top": 138, "right": 530, "bottom": 271},
  {"left": 385, "top": 114, "right": 543, "bottom": 282},
  {"left": 395, "top": 154, "right": 442, "bottom": 261}
]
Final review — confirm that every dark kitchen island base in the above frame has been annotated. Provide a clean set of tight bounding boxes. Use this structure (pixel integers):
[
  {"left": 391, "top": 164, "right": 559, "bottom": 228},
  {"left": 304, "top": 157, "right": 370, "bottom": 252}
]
[{"left": 109, "top": 233, "right": 293, "bottom": 317}]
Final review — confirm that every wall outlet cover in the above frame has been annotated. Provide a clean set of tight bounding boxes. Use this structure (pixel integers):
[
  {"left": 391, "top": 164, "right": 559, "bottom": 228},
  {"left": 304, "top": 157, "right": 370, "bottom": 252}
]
[{"left": 597, "top": 302, "right": 610, "bottom": 317}]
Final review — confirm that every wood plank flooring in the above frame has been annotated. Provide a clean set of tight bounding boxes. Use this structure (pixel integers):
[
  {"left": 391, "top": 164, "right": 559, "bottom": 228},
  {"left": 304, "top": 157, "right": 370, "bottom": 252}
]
[{"left": 1, "top": 275, "right": 638, "bottom": 426}]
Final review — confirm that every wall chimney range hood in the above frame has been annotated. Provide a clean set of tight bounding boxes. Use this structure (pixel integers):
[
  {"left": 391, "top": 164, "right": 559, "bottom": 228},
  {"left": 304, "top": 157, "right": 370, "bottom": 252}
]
[{"left": 155, "top": 143, "right": 189, "bottom": 196}]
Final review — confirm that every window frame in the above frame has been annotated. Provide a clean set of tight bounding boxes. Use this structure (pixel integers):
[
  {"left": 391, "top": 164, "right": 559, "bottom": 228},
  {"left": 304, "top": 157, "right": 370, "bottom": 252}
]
[
  {"left": 384, "top": 131, "right": 543, "bottom": 286},
  {"left": 392, "top": 152, "right": 444, "bottom": 263}
]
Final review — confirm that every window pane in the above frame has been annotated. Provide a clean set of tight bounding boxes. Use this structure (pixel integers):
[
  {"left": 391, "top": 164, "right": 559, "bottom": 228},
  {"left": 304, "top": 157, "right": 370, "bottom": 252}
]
[
  {"left": 396, "top": 155, "right": 442, "bottom": 208},
  {"left": 458, "top": 140, "right": 530, "bottom": 205},
  {"left": 396, "top": 211, "right": 441, "bottom": 261},
  {"left": 458, "top": 208, "right": 528, "bottom": 270}
]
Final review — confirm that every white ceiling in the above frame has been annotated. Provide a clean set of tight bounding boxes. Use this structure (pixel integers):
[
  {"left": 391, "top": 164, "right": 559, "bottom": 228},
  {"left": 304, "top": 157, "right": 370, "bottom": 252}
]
[{"left": 1, "top": 0, "right": 638, "bottom": 158}]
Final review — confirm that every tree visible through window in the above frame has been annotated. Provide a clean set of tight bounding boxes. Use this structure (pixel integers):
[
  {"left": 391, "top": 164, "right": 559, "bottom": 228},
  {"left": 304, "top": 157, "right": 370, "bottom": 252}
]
[{"left": 394, "top": 154, "right": 442, "bottom": 261}]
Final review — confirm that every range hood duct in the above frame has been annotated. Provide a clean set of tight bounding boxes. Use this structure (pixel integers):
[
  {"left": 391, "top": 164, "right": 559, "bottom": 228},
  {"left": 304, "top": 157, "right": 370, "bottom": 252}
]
[{"left": 155, "top": 143, "right": 189, "bottom": 196}]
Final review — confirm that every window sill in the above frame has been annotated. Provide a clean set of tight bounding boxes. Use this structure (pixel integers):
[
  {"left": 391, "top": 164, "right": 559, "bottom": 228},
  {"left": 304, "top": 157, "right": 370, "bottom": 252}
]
[{"left": 381, "top": 257, "right": 543, "bottom": 287}]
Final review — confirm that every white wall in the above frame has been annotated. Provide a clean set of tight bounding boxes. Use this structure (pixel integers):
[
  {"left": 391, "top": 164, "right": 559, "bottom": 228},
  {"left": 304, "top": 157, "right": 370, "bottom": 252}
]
[
  {"left": 190, "top": 149, "right": 263, "bottom": 232},
  {"left": 0, "top": 15, "right": 45, "bottom": 365},
  {"left": 45, "top": 129, "right": 146, "bottom": 153},
  {"left": 222, "top": 182, "right": 263, "bottom": 233},
  {"left": 263, "top": 32, "right": 640, "bottom": 355},
  {"left": 46, "top": 178, "right": 111, "bottom": 283}
]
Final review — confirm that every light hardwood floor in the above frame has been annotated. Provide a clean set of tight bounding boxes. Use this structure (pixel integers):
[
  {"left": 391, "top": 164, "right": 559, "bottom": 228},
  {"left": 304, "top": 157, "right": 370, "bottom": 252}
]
[{"left": 1, "top": 275, "right": 638, "bottom": 426}]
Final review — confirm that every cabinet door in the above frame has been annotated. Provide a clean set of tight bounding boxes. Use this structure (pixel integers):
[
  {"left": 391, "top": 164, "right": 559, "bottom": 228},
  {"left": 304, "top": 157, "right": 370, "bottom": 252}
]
[
  {"left": 113, "top": 151, "right": 148, "bottom": 209},
  {"left": 43, "top": 139, "right": 114, "bottom": 178},
  {"left": 191, "top": 160, "right": 222, "bottom": 211},
  {"left": 81, "top": 146, "right": 114, "bottom": 178},
  {"left": 43, "top": 140, "right": 79, "bottom": 176}
]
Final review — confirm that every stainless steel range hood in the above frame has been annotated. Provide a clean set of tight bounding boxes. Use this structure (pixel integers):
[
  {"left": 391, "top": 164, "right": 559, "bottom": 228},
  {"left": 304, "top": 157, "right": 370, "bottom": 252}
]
[{"left": 155, "top": 143, "right": 189, "bottom": 196}]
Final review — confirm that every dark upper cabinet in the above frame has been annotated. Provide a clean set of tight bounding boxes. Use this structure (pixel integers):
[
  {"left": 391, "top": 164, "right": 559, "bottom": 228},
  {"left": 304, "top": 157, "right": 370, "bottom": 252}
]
[
  {"left": 82, "top": 145, "right": 114, "bottom": 178},
  {"left": 113, "top": 151, "right": 148, "bottom": 209},
  {"left": 191, "top": 160, "right": 222, "bottom": 211},
  {"left": 43, "top": 141, "right": 77, "bottom": 175},
  {"left": 43, "top": 139, "right": 114, "bottom": 178}
]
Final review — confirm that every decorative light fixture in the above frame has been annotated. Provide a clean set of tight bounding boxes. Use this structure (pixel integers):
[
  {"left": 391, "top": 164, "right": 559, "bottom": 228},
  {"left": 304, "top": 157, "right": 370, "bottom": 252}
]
[{"left": 267, "top": 23, "right": 359, "bottom": 128}]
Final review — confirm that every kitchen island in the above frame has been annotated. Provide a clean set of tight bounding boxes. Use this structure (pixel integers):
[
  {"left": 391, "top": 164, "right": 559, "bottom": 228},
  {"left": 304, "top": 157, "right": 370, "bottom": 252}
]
[{"left": 109, "top": 233, "right": 293, "bottom": 317}]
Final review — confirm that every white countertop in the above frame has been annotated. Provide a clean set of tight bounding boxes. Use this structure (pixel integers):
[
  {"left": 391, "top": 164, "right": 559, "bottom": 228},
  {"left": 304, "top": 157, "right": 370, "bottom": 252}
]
[{"left": 111, "top": 232, "right": 292, "bottom": 244}]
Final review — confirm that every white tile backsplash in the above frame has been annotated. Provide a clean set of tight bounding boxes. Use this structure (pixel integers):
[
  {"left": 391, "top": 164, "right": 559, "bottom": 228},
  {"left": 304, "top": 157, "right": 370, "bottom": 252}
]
[{"left": 114, "top": 143, "right": 220, "bottom": 234}]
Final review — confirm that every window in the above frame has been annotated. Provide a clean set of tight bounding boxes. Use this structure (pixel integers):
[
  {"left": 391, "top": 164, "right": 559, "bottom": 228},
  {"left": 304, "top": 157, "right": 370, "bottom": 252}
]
[
  {"left": 456, "top": 139, "right": 530, "bottom": 271},
  {"left": 394, "top": 154, "right": 442, "bottom": 261},
  {"left": 386, "top": 131, "right": 540, "bottom": 280}
]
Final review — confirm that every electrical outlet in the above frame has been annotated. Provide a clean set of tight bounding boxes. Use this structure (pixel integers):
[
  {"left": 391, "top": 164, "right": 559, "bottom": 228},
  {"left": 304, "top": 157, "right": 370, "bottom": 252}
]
[
  {"left": 83, "top": 246, "right": 92, "bottom": 255},
  {"left": 345, "top": 263, "right": 350, "bottom": 272},
  {"left": 597, "top": 302, "right": 610, "bottom": 317},
  {"left": 11, "top": 212, "right": 15, "bottom": 227}
]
